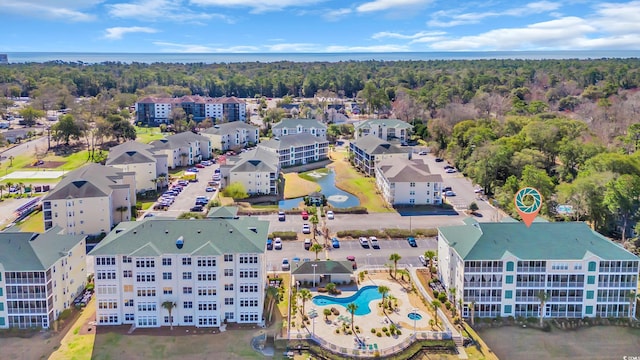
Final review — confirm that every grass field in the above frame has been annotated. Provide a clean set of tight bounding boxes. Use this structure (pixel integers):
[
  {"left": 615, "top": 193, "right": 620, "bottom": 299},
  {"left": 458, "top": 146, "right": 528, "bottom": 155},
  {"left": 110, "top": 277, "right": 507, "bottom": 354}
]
[
  {"left": 478, "top": 325, "right": 640, "bottom": 360},
  {"left": 16, "top": 210, "right": 44, "bottom": 232},
  {"left": 298, "top": 168, "right": 329, "bottom": 182},
  {"left": 283, "top": 173, "right": 320, "bottom": 199},
  {"left": 329, "top": 151, "right": 393, "bottom": 213},
  {"left": 135, "top": 126, "right": 165, "bottom": 144}
]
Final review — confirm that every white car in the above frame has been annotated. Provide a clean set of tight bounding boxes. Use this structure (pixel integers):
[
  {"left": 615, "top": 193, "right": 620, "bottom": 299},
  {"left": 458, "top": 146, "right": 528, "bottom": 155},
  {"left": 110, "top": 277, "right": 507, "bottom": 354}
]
[
  {"left": 326, "top": 210, "right": 334, "bottom": 220},
  {"left": 445, "top": 190, "right": 456, "bottom": 197},
  {"left": 274, "top": 238, "right": 283, "bottom": 250},
  {"left": 302, "top": 224, "right": 311, "bottom": 234},
  {"left": 445, "top": 168, "right": 457, "bottom": 173},
  {"left": 281, "top": 258, "right": 290, "bottom": 271},
  {"left": 369, "top": 236, "right": 380, "bottom": 249},
  {"left": 359, "top": 237, "right": 369, "bottom": 248}
]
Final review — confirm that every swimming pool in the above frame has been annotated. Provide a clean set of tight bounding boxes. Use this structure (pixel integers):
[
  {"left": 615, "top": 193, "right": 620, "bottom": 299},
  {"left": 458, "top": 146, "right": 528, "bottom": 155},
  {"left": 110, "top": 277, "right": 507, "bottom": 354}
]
[
  {"left": 408, "top": 312, "right": 422, "bottom": 320},
  {"left": 312, "top": 285, "right": 382, "bottom": 316}
]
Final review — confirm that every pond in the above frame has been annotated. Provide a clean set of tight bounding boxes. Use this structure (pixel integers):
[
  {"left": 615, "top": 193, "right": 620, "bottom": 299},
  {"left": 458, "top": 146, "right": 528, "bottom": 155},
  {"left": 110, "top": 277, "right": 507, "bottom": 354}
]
[{"left": 278, "top": 168, "right": 360, "bottom": 210}]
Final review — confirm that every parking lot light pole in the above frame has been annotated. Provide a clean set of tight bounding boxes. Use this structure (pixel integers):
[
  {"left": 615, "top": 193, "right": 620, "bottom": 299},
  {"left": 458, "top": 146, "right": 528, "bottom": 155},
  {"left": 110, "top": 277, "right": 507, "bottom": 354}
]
[
  {"left": 312, "top": 264, "right": 317, "bottom": 288},
  {"left": 412, "top": 308, "right": 418, "bottom": 338}
]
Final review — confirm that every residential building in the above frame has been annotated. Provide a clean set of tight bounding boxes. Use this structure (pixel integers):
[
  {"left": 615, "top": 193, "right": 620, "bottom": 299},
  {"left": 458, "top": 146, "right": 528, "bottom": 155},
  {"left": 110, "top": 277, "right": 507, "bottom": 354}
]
[
  {"left": 271, "top": 119, "right": 327, "bottom": 140},
  {"left": 201, "top": 122, "right": 259, "bottom": 152},
  {"left": 135, "top": 96, "right": 246, "bottom": 125},
  {"left": 0, "top": 228, "right": 87, "bottom": 329},
  {"left": 42, "top": 164, "right": 136, "bottom": 235},
  {"left": 375, "top": 158, "right": 443, "bottom": 206},
  {"left": 226, "top": 150, "right": 280, "bottom": 196},
  {"left": 354, "top": 119, "right": 413, "bottom": 144},
  {"left": 259, "top": 133, "right": 329, "bottom": 168},
  {"left": 149, "top": 132, "right": 212, "bottom": 169},
  {"left": 89, "top": 217, "right": 269, "bottom": 328},
  {"left": 106, "top": 141, "right": 169, "bottom": 192},
  {"left": 349, "top": 135, "right": 411, "bottom": 176},
  {"left": 437, "top": 219, "right": 640, "bottom": 320}
]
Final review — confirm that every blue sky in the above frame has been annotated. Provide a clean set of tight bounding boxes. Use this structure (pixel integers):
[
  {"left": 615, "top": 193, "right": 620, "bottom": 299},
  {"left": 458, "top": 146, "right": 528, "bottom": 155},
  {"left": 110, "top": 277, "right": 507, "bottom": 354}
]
[{"left": 1, "top": 0, "right": 640, "bottom": 52}]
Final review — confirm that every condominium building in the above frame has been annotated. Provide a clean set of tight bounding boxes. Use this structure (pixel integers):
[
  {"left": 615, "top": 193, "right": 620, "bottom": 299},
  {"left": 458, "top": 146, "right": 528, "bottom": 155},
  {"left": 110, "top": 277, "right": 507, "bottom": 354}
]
[
  {"left": 149, "top": 132, "right": 212, "bottom": 169},
  {"left": 354, "top": 119, "right": 412, "bottom": 144},
  {"left": 258, "top": 133, "right": 329, "bottom": 168},
  {"left": 89, "top": 217, "right": 269, "bottom": 328},
  {"left": 437, "top": 219, "right": 639, "bottom": 320},
  {"left": 226, "top": 150, "right": 280, "bottom": 196},
  {"left": 136, "top": 96, "right": 246, "bottom": 124},
  {"left": 42, "top": 164, "right": 136, "bottom": 235},
  {"left": 106, "top": 141, "right": 169, "bottom": 192},
  {"left": 271, "top": 119, "right": 327, "bottom": 140},
  {"left": 201, "top": 122, "right": 260, "bottom": 152},
  {"left": 375, "top": 158, "right": 443, "bottom": 206},
  {"left": 0, "top": 229, "right": 87, "bottom": 329},
  {"left": 349, "top": 135, "right": 411, "bottom": 176}
]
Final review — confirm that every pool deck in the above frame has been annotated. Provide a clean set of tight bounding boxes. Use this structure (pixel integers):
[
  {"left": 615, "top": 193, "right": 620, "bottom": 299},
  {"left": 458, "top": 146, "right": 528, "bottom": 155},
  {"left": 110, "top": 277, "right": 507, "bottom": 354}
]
[{"left": 294, "top": 279, "right": 434, "bottom": 352}]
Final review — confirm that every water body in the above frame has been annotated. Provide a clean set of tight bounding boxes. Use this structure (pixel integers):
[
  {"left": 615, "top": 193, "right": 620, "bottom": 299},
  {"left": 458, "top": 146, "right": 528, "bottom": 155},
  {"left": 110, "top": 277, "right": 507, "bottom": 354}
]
[
  {"left": 5, "top": 51, "right": 640, "bottom": 64},
  {"left": 312, "top": 285, "right": 382, "bottom": 316},
  {"left": 278, "top": 168, "right": 360, "bottom": 210}
]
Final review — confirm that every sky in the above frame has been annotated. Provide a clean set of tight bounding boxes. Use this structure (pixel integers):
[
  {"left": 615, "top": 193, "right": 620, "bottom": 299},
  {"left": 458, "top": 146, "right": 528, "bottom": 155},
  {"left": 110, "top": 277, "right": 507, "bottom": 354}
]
[{"left": 1, "top": 0, "right": 640, "bottom": 53}]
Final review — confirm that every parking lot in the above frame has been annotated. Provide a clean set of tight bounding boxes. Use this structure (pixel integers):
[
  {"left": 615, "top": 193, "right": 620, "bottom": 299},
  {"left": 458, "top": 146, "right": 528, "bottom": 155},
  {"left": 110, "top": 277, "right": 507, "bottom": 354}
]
[{"left": 143, "top": 162, "right": 221, "bottom": 218}]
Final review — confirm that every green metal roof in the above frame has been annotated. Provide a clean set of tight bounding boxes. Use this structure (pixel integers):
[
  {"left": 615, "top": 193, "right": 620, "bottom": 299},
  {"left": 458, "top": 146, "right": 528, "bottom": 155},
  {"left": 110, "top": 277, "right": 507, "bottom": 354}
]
[
  {"left": 89, "top": 218, "right": 269, "bottom": 256},
  {"left": 272, "top": 118, "right": 326, "bottom": 130},
  {"left": 0, "top": 228, "right": 85, "bottom": 271},
  {"left": 291, "top": 260, "right": 354, "bottom": 275},
  {"left": 438, "top": 221, "right": 639, "bottom": 261},
  {"left": 355, "top": 119, "right": 412, "bottom": 130},
  {"left": 207, "top": 206, "right": 239, "bottom": 219}
]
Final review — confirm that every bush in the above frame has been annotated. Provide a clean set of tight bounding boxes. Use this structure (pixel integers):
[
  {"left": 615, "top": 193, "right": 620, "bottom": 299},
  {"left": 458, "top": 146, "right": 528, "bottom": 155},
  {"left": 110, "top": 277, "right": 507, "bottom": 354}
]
[
  {"left": 336, "top": 229, "right": 384, "bottom": 238},
  {"left": 335, "top": 329, "right": 340, "bottom": 334},
  {"left": 330, "top": 206, "right": 368, "bottom": 214},
  {"left": 396, "top": 330, "right": 402, "bottom": 335},
  {"left": 438, "top": 293, "right": 447, "bottom": 303},
  {"left": 376, "top": 332, "right": 382, "bottom": 337},
  {"left": 331, "top": 307, "right": 340, "bottom": 315},
  {"left": 445, "top": 302, "right": 451, "bottom": 310},
  {"left": 268, "top": 231, "right": 298, "bottom": 240},
  {"left": 371, "top": 328, "right": 377, "bottom": 334},
  {"left": 382, "top": 327, "right": 387, "bottom": 332},
  {"left": 317, "top": 287, "right": 328, "bottom": 293}
]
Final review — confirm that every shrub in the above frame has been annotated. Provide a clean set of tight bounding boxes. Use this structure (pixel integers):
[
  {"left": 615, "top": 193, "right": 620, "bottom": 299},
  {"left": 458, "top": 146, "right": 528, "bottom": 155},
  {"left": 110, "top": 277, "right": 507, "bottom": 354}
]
[
  {"left": 382, "top": 327, "right": 387, "bottom": 332},
  {"left": 330, "top": 206, "right": 368, "bottom": 214},
  {"left": 396, "top": 330, "right": 402, "bottom": 335},
  {"left": 445, "top": 302, "right": 451, "bottom": 310},
  {"left": 371, "top": 328, "right": 376, "bottom": 334},
  {"left": 336, "top": 229, "right": 384, "bottom": 238},
  {"left": 317, "top": 287, "right": 327, "bottom": 293},
  {"left": 268, "top": 231, "right": 298, "bottom": 240},
  {"left": 433, "top": 290, "right": 439, "bottom": 298},
  {"left": 438, "top": 293, "right": 447, "bottom": 303},
  {"left": 331, "top": 307, "right": 340, "bottom": 315},
  {"left": 335, "top": 329, "right": 340, "bottom": 334},
  {"left": 376, "top": 332, "right": 382, "bottom": 337}
]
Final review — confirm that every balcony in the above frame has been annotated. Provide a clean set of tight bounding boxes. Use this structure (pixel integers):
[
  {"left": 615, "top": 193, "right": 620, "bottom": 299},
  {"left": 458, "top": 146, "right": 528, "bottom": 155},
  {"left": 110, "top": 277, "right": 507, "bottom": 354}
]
[
  {"left": 6, "top": 293, "right": 47, "bottom": 300},
  {"left": 8, "top": 308, "right": 48, "bottom": 315}
]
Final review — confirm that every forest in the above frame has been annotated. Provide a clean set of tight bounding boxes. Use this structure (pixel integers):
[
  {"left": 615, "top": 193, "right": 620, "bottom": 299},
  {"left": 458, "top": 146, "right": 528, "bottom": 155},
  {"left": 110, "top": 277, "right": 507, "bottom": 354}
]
[{"left": 1, "top": 58, "right": 640, "bottom": 249}]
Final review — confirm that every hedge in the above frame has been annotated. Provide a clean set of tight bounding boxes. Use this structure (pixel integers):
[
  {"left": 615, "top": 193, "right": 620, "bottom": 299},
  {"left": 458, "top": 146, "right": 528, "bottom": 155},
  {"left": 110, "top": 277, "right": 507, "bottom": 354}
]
[
  {"left": 336, "top": 228, "right": 438, "bottom": 239},
  {"left": 327, "top": 206, "right": 368, "bottom": 214},
  {"left": 269, "top": 231, "right": 298, "bottom": 240}
]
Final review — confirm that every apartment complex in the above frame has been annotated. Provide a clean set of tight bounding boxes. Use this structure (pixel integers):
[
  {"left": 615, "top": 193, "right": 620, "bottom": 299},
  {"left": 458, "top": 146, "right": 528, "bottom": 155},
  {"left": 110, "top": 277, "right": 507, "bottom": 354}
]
[
  {"left": 354, "top": 119, "right": 412, "bottom": 144},
  {"left": 437, "top": 220, "right": 639, "bottom": 320},
  {"left": 375, "top": 158, "right": 443, "bottom": 206},
  {"left": 349, "top": 135, "right": 411, "bottom": 176},
  {"left": 259, "top": 133, "right": 329, "bottom": 168},
  {"left": 106, "top": 141, "right": 169, "bottom": 192},
  {"left": 42, "top": 164, "right": 136, "bottom": 235},
  {"left": 226, "top": 150, "right": 280, "bottom": 196},
  {"left": 90, "top": 217, "right": 269, "bottom": 328},
  {"left": 271, "top": 119, "right": 327, "bottom": 140},
  {"left": 136, "top": 96, "right": 246, "bottom": 124},
  {"left": 201, "top": 122, "right": 260, "bottom": 152},
  {"left": 149, "top": 132, "right": 212, "bottom": 169},
  {"left": 0, "top": 229, "right": 87, "bottom": 329}
]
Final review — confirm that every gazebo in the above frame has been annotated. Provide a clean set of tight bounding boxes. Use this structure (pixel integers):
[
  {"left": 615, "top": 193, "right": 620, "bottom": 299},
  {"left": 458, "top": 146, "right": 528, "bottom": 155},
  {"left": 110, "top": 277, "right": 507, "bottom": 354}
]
[
  {"left": 292, "top": 260, "right": 354, "bottom": 288},
  {"left": 308, "top": 191, "right": 324, "bottom": 206}
]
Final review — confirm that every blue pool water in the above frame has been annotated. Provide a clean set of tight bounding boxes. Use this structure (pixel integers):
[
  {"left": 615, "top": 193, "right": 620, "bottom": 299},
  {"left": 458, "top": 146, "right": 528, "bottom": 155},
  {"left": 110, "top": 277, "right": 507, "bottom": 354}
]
[
  {"left": 279, "top": 168, "right": 360, "bottom": 210},
  {"left": 408, "top": 312, "right": 422, "bottom": 321},
  {"left": 312, "top": 285, "right": 382, "bottom": 316}
]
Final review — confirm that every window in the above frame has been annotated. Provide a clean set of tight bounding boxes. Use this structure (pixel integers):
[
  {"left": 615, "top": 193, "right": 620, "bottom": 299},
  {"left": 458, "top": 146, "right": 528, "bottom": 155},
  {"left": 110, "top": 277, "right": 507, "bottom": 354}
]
[
  {"left": 224, "top": 269, "right": 233, "bottom": 277},
  {"left": 96, "top": 257, "right": 116, "bottom": 266},
  {"left": 587, "top": 276, "right": 595, "bottom": 285},
  {"left": 225, "top": 284, "right": 234, "bottom": 291},
  {"left": 585, "top": 305, "right": 593, "bottom": 315},
  {"left": 225, "top": 298, "right": 234, "bottom": 305},
  {"left": 224, "top": 254, "right": 233, "bottom": 262},
  {"left": 123, "top": 285, "right": 133, "bottom": 292},
  {"left": 505, "top": 275, "right": 513, "bottom": 284},
  {"left": 0, "top": 303, "right": 3, "bottom": 311},
  {"left": 198, "top": 302, "right": 217, "bottom": 311},
  {"left": 197, "top": 258, "right": 216, "bottom": 267},
  {"left": 183, "top": 301, "right": 193, "bottom": 309},
  {"left": 197, "top": 272, "right": 216, "bottom": 281},
  {"left": 162, "top": 258, "right": 172, "bottom": 266},
  {"left": 164, "top": 316, "right": 174, "bottom": 324},
  {"left": 504, "top": 305, "right": 512, "bottom": 314},
  {"left": 183, "top": 272, "right": 192, "bottom": 280},
  {"left": 183, "top": 287, "right": 193, "bottom": 294},
  {"left": 506, "top": 262, "right": 514, "bottom": 271},
  {"left": 163, "top": 272, "right": 172, "bottom": 280},
  {"left": 124, "top": 299, "right": 134, "bottom": 307},
  {"left": 504, "top": 290, "right": 513, "bottom": 299},
  {"left": 224, "top": 312, "right": 234, "bottom": 320},
  {"left": 586, "top": 290, "right": 594, "bottom": 300},
  {"left": 123, "top": 270, "right": 132, "bottom": 278},
  {"left": 184, "top": 316, "right": 193, "bottom": 323},
  {"left": 588, "top": 262, "right": 597, "bottom": 271},
  {"left": 122, "top": 256, "right": 132, "bottom": 263},
  {"left": 182, "top": 257, "right": 192, "bottom": 266},
  {"left": 125, "top": 314, "right": 135, "bottom": 321},
  {"left": 409, "top": 191, "right": 415, "bottom": 196},
  {"left": 163, "top": 287, "right": 173, "bottom": 295},
  {"left": 409, "top": 182, "right": 415, "bottom": 187}
]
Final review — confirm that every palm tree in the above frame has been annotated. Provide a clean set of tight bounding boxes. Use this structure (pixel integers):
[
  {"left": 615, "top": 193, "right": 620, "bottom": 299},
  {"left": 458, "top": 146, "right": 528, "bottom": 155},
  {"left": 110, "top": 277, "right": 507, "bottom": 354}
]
[
  {"left": 8, "top": 155, "right": 13, "bottom": 167},
  {"left": 346, "top": 302, "right": 358, "bottom": 333},
  {"left": 627, "top": 290, "right": 638, "bottom": 320},
  {"left": 161, "top": 301, "right": 176, "bottom": 330},
  {"left": 265, "top": 286, "right": 279, "bottom": 323},
  {"left": 325, "top": 282, "right": 336, "bottom": 295},
  {"left": 537, "top": 291, "right": 550, "bottom": 327},
  {"left": 424, "top": 250, "right": 437, "bottom": 278},
  {"left": 431, "top": 300, "right": 442, "bottom": 327},
  {"left": 298, "top": 288, "right": 312, "bottom": 316},
  {"left": 5, "top": 181, "right": 13, "bottom": 196},
  {"left": 17, "top": 182, "right": 24, "bottom": 196},
  {"left": 309, "top": 213, "right": 319, "bottom": 239},
  {"left": 0, "top": 184, "right": 5, "bottom": 199},
  {"left": 449, "top": 287, "right": 457, "bottom": 316},
  {"left": 115, "top": 205, "right": 129, "bottom": 222},
  {"left": 323, "top": 308, "right": 332, "bottom": 322},
  {"left": 378, "top": 285, "right": 390, "bottom": 314},
  {"left": 470, "top": 301, "right": 476, "bottom": 326},
  {"left": 388, "top": 253, "right": 402, "bottom": 279},
  {"left": 310, "top": 243, "right": 323, "bottom": 260}
]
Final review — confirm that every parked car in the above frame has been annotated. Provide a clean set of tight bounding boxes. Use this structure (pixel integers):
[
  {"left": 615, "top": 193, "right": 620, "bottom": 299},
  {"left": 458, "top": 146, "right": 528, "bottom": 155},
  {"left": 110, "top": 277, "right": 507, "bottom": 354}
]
[
  {"left": 301, "top": 210, "right": 309, "bottom": 220},
  {"left": 304, "top": 238, "right": 312, "bottom": 250},
  {"left": 190, "top": 205, "right": 204, "bottom": 212},
  {"left": 266, "top": 238, "right": 273, "bottom": 250},
  {"left": 195, "top": 163, "right": 205, "bottom": 168},
  {"left": 435, "top": 158, "right": 444, "bottom": 162},
  {"left": 443, "top": 186, "right": 452, "bottom": 192},
  {"left": 206, "top": 187, "right": 215, "bottom": 192},
  {"left": 346, "top": 255, "right": 357, "bottom": 269},
  {"left": 407, "top": 237, "right": 417, "bottom": 247},
  {"left": 326, "top": 210, "right": 334, "bottom": 220},
  {"left": 302, "top": 224, "right": 311, "bottom": 234},
  {"left": 278, "top": 211, "right": 286, "bottom": 221},
  {"left": 445, "top": 190, "right": 456, "bottom": 197},
  {"left": 332, "top": 237, "right": 340, "bottom": 248},
  {"left": 274, "top": 238, "right": 282, "bottom": 250},
  {"left": 359, "top": 237, "right": 369, "bottom": 248},
  {"left": 474, "top": 188, "right": 484, "bottom": 193},
  {"left": 419, "top": 255, "right": 428, "bottom": 266},
  {"left": 369, "top": 236, "right": 380, "bottom": 249},
  {"left": 281, "top": 258, "right": 290, "bottom": 271},
  {"left": 418, "top": 151, "right": 428, "bottom": 155},
  {"left": 445, "top": 168, "right": 457, "bottom": 173}
]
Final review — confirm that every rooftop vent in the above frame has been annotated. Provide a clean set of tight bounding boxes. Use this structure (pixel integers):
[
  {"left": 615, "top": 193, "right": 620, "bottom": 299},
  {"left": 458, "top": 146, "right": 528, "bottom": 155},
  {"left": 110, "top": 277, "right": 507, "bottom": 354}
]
[
  {"left": 197, "top": 229, "right": 201, "bottom": 234},
  {"left": 165, "top": 229, "right": 169, "bottom": 234},
  {"left": 176, "top": 236, "right": 184, "bottom": 249},
  {"left": 133, "top": 231, "right": 137, "bottom": 234},
  {"left": 248, "top": 227, "right": 258, "bottom": 234},
  {"left": 229, "top": 229, "right": 233, "bottom": 233},
  {"left": 29, "top": 234, "right": 39, "bottom": 241}
]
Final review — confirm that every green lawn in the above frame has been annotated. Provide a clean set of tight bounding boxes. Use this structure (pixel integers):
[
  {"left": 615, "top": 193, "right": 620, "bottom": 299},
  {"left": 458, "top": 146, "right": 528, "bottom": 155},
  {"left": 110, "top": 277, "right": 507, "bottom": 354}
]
[
  {"left": 135, "top": 126, "right": 165, "bottom": 144},
  {"left": 16, "top": 210, "right": 44, "bottom": 232},
  {"left": 298, "top": 168, "right": 329, "bottom": 182},
  {"left": 283, "top": 173, "right": 320, "bottom": 199}
]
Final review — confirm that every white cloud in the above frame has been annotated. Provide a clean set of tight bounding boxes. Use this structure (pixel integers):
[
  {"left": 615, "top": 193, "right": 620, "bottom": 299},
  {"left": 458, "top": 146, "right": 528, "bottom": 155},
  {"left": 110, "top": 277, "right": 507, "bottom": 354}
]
[
  {"left": 372, "top": 31, "right": 445, "bottom": 40},
  {"left": 590, "top": 1, "right": 640, "bottom": 34},
  {"left": 265, "top": 43, "right": 320, "bottom": 52},
  {"left": 323, "top": 8, "right": 352, "bottom": 20},
  {"left": 357, "top": 0, "right": 432, "bottom": 13},
  {"left": 324, "top": 44, "right": 411, "bottom": 52},
  {"left": 109, "top": 0, "right": 232, "bottom": 23},
  {"left": 153, "top": 41, "right": 260, "bottom": 53},
  {"left": 189, "top": 0, "right": 325, "bottom": 13},
  {"left": 104, "top": 27, "right": 158, "bottom": 40},
  {"left": 0, "top": 0, "right": 100, "bottom": 21},
  {"left": 428, "top": 1, "right": 561, "bottom": 27}
]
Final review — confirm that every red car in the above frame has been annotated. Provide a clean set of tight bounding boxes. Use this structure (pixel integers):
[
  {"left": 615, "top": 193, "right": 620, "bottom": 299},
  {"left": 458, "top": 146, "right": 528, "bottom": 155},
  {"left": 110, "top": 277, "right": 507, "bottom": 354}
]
[
  {"left": 195, "top": 163, "right": 205, "bottom": 168},
  {"left": 301, "top": 210, "right": 309, "bottom": 220}
]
